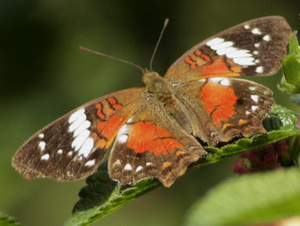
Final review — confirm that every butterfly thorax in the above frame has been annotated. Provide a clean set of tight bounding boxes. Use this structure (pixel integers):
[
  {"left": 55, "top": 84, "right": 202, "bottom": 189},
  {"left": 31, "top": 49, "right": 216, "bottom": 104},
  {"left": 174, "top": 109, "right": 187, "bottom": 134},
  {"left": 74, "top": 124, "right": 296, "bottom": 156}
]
[{"left": 142, "top": 71, "right": 173, "bottom": 102}]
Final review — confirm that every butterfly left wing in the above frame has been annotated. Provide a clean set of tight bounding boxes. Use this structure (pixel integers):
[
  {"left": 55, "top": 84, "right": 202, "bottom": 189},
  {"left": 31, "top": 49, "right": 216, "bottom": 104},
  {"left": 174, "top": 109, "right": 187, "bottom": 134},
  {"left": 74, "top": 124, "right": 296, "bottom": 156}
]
[
  {"left": 12, "top": 88, "right": 143, "bottom": 181},
  {"left": 165, "top": 16, "right": 291, "bottom": 79},
  {"left": 108, "top": 100, "right": 207, "bottom": 187}
]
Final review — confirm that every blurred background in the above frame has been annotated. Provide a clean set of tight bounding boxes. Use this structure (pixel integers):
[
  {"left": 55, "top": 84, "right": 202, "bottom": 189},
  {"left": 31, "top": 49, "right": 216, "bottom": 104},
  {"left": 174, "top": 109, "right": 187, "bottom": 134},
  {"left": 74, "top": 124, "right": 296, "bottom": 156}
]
[{"left": 1, "top": 0, "right": 299, "bottom": 225}]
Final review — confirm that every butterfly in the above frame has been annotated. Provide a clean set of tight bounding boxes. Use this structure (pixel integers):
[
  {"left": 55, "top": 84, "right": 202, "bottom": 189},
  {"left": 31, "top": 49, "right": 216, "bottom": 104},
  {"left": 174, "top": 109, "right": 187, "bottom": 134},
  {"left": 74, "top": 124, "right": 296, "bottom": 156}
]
[{"left": 12, "top": 16, "right": 292, "bottom": 187}]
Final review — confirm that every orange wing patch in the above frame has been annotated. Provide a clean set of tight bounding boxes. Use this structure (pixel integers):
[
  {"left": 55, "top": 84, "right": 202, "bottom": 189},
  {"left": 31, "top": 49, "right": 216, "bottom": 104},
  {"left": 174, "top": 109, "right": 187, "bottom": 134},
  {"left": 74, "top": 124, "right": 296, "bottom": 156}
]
[
  {"left": 168, "top": 50, "right": 242, "bottom": 79},
  {"left": 202, "top": 58, "right": 242, "bottom": 78},
  {"left": 184, "top": 56, "right": 198, "bottom": 69},
  {"left": 96, "top": 114, "right": 128, "bottom": 149},
  {"left": 184, "top": 50, "right": 212, "bottom": 70},
  {"left": 95, "top": 103, "right": 106, "bottom": 120},
  {"left": 94, "top": 97, "right": 129, "bottom": 149},
  {"left": 200, "top": 82, "right": 238, "bottom": 126},
  {"left": 127, "top": 121, "right": 183, "bottom": 156},
  {"left": 107, "top": 97, "right": 122, "bottom": 110}
]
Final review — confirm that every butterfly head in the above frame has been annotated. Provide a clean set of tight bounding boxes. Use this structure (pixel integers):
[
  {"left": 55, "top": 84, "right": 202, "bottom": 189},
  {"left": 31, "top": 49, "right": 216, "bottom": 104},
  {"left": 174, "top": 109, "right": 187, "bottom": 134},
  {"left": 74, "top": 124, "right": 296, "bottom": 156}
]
[{"left": 142, "top": 70, "right": 173, "bottom": 101}]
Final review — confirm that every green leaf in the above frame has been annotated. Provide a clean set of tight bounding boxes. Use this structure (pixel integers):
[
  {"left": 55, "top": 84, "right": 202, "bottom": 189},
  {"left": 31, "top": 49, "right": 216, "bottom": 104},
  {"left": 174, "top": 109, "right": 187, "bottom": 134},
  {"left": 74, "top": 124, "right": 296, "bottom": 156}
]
[
  {"left": 185, "top": 168, "right": 300, "bottom": 226},
  {"left": 278, "top": 33, "right": 300, "bottom": 94},
  {"left": 0, "top": 212, "right": 20, "bottom": 226},
  {"left": 65, "top": 104, "right": 299, "bottom": 226},
  {"left": 65, "top": 162, "right": 161, "bottom": 226}
]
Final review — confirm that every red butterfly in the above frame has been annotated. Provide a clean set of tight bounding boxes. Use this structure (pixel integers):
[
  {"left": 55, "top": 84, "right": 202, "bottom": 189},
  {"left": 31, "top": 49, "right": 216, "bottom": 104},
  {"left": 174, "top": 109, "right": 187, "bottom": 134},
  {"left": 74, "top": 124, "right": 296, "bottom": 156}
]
[{"left": 12, "top": 16, "right": 291, "bottom": 187}]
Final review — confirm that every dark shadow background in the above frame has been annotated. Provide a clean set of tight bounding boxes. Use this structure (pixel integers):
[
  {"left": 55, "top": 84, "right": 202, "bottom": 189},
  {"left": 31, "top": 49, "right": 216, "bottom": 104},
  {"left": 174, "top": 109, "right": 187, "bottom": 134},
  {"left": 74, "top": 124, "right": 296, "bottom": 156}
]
[{"left": 1, "top": 1, "right": 299, "bottom": 225}]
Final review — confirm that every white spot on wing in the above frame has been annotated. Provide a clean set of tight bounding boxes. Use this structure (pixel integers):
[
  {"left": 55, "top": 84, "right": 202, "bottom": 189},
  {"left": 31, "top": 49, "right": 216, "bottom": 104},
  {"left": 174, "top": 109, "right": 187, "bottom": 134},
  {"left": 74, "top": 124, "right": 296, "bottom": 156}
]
[
  {"left": 68, "top": 151, "right": 73, "bottom": 156},
  {"left": 209, "top": 41, "right": 234, "bottom": 51},
  {"left": 251, "top": 28, "right": 262, "bottom": 35},
  {"left": 38, "top": 141, "right": 46, "bottom": 152},
  {"left": 85, "top": 159, "right": 96, "bottom": 167},
  {"left": 220, "top": 79, "right": 231, "bottom": 86},
  {"left": 135, "top": 166, "right": 143, "bottom": 172},
  {"left": 78, "top": 137, "right": 94, "bottom": 157},
  {"left": 57, "top": 149, "right": 63, "bottom": 154},
  {"left": 68, "top": 108, "right": 94, "bottom": 158},
  {"left": 73, "top": 120, "right": 91, "bottom": 137},
  {"left": 206, "top": 37, "right": 224, "bottom": 46},
  {"left": 68, "top": 113, "right": 87, "bottom": 132},
  {"left": 216, "top": 47, "right": 237, "bottom": 55},
  {"left": 233, "top": 57, "right": 255, "bottom": 66},
  {"left": 127, "top": 117, "right": 134, "bottom": 123},
  {"left": 71, "top": 130, "right": 90, "bottom": 151},
  {"left": 114, "top": 159, "right": 121, "bottom": 166},
  {"left": 119, "top": 124, "right": 129, "bottom": 134},
  {"left": 209, "top": 77, "right": 223, "bottom": 83},
  {"left": 124, "top": 163, "right": 132, "bottom": 171},
  {"left": 69, "top": 108, "right": 85, "bottom": 124},
  {"left": 41, "top": 153, "right": 50, "bottom": 160},
  {"left": 251, "top": 95, "right": 259, "bottom": 103},
  {"left": 246, "top": 111, "right": 251, "bottom": 115},
  {"left": 226, "top": 50, "right": 252, "bottom": 58},
  {"left": 118, "top": 134, "right": 128, "bottom": 143},
  {"left": 206, "top": 37, "right": 258, "bottom": 67},
  {"left": 255, "top": 66, "right": 264, "bottom": 73},
  {"left": 251, "top": 105, "right": 259, "bottom": 111},
  {"left": 38, "top": 133, "right": 44, "bottom": 139},
  {"left": 244, "top": 24, "right": 250, "bottom": 29},
  {"left": 263, "top": 35, "right": 271, "bottom": 41},
  {"left": 254, "top": 43, "right": 260, "bottom": 48}
]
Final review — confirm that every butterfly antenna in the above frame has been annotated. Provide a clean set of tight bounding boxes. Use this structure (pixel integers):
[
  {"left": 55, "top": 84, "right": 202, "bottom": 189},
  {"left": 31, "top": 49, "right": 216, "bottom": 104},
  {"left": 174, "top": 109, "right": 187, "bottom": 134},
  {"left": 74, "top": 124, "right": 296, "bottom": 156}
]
[
  {"left": 79, "top": 47, "right": 144, "bottom": 72},
  {"left": 149, "top": 18, "right": 169, "bottom": 71}
]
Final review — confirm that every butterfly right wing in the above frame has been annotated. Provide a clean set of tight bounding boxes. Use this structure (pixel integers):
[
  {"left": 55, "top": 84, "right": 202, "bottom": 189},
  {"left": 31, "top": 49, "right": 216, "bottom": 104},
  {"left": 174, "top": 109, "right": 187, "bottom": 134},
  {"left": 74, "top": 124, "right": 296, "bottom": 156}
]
[{"left": 12, "top": 88, "right": 143, "bottom": 181}]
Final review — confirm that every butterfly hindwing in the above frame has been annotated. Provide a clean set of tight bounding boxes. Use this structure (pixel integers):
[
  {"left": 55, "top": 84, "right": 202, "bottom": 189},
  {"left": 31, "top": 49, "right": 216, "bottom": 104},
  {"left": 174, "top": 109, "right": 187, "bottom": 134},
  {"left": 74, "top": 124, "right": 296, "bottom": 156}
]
[
  {"left": 108, "top": 100, "right": 207, "bottom": 187},
  {"left": 169, "top": 77, "right": 274, "bottom": 146},
  {"left": 12, "top": 88, "right": 142, "bottom": 181},
  {"left": 165, "top": 16, "right": 291, "bottom": 79}
]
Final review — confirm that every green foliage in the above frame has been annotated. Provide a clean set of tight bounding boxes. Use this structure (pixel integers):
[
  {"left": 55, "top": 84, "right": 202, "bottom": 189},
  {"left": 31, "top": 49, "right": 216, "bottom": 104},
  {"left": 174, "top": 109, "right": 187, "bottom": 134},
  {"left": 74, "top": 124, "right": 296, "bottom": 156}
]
[
  {"left": 279, "top": 33, "right": 300, "bottom": 93},
  {"left": 0, "top": 212, "right": 20, "bottom": 226},
  {"left": 65, "top": 104, "right": 299, "bottom": 225},
  {"left": 185, "top": 168, "right": 300, "bottom": 226},
  {"left": 65, "top": 163, "right": 160, "bottom": 226}
]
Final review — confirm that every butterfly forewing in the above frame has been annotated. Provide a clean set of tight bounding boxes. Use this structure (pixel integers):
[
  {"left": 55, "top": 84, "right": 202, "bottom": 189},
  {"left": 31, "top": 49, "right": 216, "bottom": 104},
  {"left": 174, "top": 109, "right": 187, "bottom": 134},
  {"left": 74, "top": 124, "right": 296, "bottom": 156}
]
[
  {"left": 12, "top": 89, "right": 142, "bottom": 181},
  {"left": 165, "top": 16, "right": 292, "bottom": 79}
]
